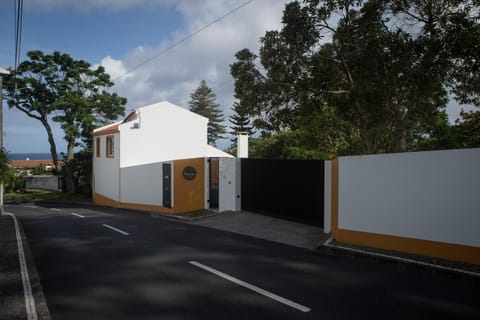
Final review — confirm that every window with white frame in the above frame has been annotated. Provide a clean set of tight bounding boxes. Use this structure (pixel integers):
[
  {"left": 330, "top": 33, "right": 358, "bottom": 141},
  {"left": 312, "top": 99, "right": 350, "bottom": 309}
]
[{"left": 106, "top": 136, "right": 114, "bottom": 158}]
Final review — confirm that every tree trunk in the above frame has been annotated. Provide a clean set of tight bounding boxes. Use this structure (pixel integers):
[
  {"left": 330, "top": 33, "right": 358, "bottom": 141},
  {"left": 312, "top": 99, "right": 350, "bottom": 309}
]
[
  {"left": 67, "top": 139, "right": 75, "bottom": 161},
  {"left": 394, "top": 130, "right": 407, "bottom": 153},
  {"left": 62, "top": 161, "right": 76, "bottom": 194},
  {"left": 40, "top": 117, "right": 59, "bottom": 171}
]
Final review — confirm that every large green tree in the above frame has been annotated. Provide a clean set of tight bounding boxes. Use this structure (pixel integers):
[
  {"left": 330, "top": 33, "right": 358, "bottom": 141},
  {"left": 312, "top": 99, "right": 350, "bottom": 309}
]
[
  {"left": 231, "top": 0, "right": 480, "bottom": 156},
  {"left": 189, "top": 80, "right": 226, "bottom": 146},
  {"left": 4, "top": 50, "right": 127, "bottom": 168}
]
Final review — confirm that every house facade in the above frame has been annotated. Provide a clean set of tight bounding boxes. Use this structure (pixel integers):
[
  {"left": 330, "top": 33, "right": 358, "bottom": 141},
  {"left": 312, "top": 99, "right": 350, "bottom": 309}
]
[{"left": 92, "top": 101, "right": 235, "bottom": 214}]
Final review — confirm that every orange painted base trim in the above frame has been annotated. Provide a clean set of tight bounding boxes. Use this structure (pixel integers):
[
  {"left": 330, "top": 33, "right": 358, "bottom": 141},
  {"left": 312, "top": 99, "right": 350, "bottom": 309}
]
[
  {"left": 335, "top": 228, "right": 480, "bottom": 265},
  {"left": 93, "top": 192, "right": 185, "bottom": 214},
  {"left": 330, "top": 157, "right": 480, "bottom": 266}
]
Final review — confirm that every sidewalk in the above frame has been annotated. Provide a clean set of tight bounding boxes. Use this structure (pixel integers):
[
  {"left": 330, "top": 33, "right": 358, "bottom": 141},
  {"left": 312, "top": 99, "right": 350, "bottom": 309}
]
[
  {"left": 187, "top": 210, "right": 329, "bottom": 250},
  {"left": 0, "top": 213, "right": 51, "bottom": 320},
  {"left": 0, "top": 214, "right": 28, "bottom": 320},
  {"left": 167, "top": 210, "right": 480, "bottom": 277}
]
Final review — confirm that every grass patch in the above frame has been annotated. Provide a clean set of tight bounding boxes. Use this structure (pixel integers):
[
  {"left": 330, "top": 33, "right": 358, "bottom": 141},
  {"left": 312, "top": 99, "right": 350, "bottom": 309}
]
[{"left": 5, "top": 189, "right": 91, "bottom": 203}]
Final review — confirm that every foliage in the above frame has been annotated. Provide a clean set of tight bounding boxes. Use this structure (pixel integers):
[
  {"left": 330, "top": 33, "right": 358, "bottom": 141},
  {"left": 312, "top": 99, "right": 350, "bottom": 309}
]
[
  {"left": 60, "top": 150, "right": 92, "bottom": 196},
  {"left": 230, "top": 0, "right": 480, "bottom": 157},
  {"left": 229, "top": 101, "right": 255, "bottom": 147},
  {"left": 0, "top": 148, "right": 11, "bottom": 184},
  {"left": 4, "top": 189, "right": 90, "bottom": 203},
  {"left": 414, "top": 110, "right": 480, "bottom": 150},
  {"left": 3, "top": 50, "right": 127, "bottom": 168},
  {"left": 188, "top": 80, "right": 226, "bottom": 146}
]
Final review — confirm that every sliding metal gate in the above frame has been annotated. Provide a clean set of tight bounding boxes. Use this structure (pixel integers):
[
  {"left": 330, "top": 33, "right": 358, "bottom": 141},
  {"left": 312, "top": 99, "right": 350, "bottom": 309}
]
[{"left": 241, "top": 159, "right": 324, "bottom": 227}]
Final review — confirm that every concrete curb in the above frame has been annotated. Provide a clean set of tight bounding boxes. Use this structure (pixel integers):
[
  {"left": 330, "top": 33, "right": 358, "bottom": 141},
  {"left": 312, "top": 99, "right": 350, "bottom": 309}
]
[
  {"left": 5, "top": 212, "right": 51, "bottom": 320},
  {"left": 320, "top": 237, "right": 480, "bottom": 278}
]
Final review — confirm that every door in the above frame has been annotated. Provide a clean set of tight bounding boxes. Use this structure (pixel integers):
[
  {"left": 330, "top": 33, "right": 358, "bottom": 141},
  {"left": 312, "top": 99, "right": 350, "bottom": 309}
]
[
  {"left": 209, "top": 158, "right": 219, "bottom": 209},
  {"left": 162, "top": 163, "right": 172, "bottom": 208}
]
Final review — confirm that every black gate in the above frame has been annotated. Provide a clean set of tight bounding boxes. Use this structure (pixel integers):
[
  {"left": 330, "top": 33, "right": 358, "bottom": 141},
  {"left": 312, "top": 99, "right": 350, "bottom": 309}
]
[
  {"left": 162, "top": 163, "right": 172, "bottom": 208},
  {"left": 241, "top": 159, "right": 324, "bottom": 226}
]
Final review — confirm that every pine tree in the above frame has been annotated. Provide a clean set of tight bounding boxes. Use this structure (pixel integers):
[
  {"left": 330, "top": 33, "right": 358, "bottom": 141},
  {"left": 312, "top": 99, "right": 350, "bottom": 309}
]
[
  {"left": 229, "top": 101, "right": 255, "bottom": 147},
  {"left": 189, "top": 80, "right": 226, "bottom": 146}
]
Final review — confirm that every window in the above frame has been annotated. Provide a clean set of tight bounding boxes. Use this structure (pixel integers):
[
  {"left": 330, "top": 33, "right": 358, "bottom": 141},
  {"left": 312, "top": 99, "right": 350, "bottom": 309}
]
[
  {"left": 106, "top": 136, "right": 114, "bottom": 158},
  {"left": 96, "top": 137, "right": 101, "bottom": 157}
]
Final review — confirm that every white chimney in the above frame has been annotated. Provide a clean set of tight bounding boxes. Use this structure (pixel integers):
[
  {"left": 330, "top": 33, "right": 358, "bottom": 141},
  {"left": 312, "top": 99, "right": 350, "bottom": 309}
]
[{"left": 237, "top": 132, "right": 249, "bottom": 158}]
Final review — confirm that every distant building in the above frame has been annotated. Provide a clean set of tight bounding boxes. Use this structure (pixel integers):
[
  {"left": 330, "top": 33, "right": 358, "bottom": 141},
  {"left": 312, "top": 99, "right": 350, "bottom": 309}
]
[{"left": 9, "top": 159, "right": 61, "bottom": 174}]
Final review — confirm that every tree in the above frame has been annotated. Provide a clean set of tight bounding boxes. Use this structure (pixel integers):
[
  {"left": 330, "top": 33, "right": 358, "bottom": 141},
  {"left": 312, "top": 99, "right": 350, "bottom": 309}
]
[
  {"left": 231, "top": 0, "right": 480, "bottom": 156},
  {"left": 414, "top": 110, "right": 480, "bottom": 150},
  {"left": 4, "top": 50, "right": 126, "bottom": 166},
  {"left": 0, "top": 148, "right": 11, "bottom": 184},
  {"left": 229, "top": 101, "right": 255, "bottom": 147},
  {"left": 188, "top": 80, "right": 226, "bottom": 146},
  {"left": 3, "top": 50, "right": 126, "bottom": 192}
]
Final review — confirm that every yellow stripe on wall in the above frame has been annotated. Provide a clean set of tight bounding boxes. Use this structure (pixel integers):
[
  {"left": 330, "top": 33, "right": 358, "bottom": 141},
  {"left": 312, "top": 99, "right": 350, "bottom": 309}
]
[{"left": 330, "top": 157, "right": 480, "bottom": 266}]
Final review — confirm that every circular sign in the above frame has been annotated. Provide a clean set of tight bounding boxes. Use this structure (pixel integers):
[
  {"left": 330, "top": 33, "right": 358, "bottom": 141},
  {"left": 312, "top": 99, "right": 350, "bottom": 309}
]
[{"left": 183, "top": 166, "right": 196, "bottom": 180}]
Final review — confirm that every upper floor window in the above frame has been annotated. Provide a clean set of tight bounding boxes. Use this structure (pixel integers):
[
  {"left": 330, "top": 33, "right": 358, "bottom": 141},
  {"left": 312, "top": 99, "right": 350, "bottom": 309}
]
[
  {"left": 96, "top": 137, "right": 101, "bottom": 157},
  {"left": 106, "top": 136, "right": 114, "bottom": 158}
]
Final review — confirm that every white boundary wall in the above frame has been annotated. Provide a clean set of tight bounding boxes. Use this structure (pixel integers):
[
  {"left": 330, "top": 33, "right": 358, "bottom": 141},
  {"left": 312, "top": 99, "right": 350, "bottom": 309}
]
[{"left": 338, "top": 148, "right": 480, "bottom": 247}]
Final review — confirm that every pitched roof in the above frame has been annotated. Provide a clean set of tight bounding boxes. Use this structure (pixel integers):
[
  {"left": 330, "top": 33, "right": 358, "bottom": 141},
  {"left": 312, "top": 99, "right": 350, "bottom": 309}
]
[
  {"left": 10, "top": 159, "right": 60, "bottom": 168},
  {"left": 92, "top": 121, "right": 121, "bottom": 136}
]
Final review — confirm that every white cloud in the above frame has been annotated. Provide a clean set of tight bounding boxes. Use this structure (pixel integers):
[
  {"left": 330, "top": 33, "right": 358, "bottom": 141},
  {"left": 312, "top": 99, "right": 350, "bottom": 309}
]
[
  {"left": 96, "top": 0, "right": 289, "bottom": 146},
  {"left": 98, "top": 0, "right": 288, "bottom": 147}
]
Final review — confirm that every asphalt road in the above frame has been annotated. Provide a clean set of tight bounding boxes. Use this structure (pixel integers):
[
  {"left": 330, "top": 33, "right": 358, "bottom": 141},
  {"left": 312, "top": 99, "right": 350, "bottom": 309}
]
[{"left": 6, "top": 203, "right": 480, "bottom": 320}]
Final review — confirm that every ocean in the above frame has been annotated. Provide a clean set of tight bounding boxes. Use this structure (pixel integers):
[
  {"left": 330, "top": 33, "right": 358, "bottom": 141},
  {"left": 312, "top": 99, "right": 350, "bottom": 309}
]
[{"left": 8, "top": 153, "right": 62, "bottom": 160}]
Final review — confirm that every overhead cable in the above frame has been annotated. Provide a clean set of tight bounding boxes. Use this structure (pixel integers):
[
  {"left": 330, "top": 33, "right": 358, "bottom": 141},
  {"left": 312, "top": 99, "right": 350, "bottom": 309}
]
[{"left": 113, "top": 0, "right": 255, "bottom": 81}]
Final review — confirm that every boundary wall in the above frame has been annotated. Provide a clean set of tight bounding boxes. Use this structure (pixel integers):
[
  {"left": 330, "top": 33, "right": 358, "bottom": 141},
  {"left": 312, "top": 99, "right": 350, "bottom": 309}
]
[{"left": 331, "top": 148, "right": 480, "bottom": 265}]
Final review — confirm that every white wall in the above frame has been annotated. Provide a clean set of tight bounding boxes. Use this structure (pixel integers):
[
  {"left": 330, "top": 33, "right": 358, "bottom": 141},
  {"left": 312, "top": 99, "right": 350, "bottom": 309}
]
[
  {"left": 219, "top": 158, "right": 240, "bottom": 212},
  {"left": 324, "top": 160, "right": 331, "bottom": 233},
  {"left": 338, "top": 148, "right": 480, "bottom": 247},
  {"left": 120, "top": 162, "right": 164, "bottom": 206},
  {"left": 93, "top": 133, "right": 120, "bottom": 201},
  {"left": 119, "top": 101, "right": 208, "bottom": 168}
]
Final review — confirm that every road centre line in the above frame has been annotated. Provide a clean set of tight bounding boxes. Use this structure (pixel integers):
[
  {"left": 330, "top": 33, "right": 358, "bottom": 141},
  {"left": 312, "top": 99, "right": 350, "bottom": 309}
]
[
  {"left": 103, "top": 224, "right": 129, "bottom": 236},
  {"left": 24, "top": 205, "right": 38, "bottom": 209},
  {"left": 6, "top": 212, "right": 38, "bottom": 320},
  {"left": 189, "top": 261, "right": 310, "bottom": 313},
  {"left": 71, "top": 213, "right": 85, "bottom": 218},
  {"left": 49, "top": 208, "right": 61, "bottom": 212}
]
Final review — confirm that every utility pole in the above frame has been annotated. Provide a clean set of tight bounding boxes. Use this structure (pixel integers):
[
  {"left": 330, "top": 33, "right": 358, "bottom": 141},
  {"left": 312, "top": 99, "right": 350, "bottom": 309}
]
[{"left": 0, "top": 66, "right": 10, "bottom": 215}]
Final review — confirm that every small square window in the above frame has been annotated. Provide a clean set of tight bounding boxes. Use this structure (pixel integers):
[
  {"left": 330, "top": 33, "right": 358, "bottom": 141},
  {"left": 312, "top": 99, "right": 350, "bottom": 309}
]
[{"left": 106, "top": 136, "right": 114, "bottom": 158}]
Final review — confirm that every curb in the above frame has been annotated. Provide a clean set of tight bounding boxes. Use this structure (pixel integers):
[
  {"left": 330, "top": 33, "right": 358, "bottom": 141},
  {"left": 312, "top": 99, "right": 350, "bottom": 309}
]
[
  {"left": 5, "top": 212, "right": 51, "bottom": 320},
  {"left": 320, "top": 237, "right": 480, "bottom": 278}
]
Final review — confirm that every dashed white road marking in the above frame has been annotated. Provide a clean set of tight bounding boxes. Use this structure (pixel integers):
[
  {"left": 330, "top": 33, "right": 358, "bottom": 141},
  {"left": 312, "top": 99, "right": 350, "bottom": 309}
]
[
  {"left": 49, "top": 208, "right": 61, "bottom": 212},
  {"left": 24, "top": 206, "right": 38, "bottom": 209},
  {"left": 103, "top": 224, "right": 129, "bottom": 236},
  {"left": 189, "top": 261, "right": 310, "bottom": 313},
  {"left": 6, "top": 212, "right": 38, "bottom": 320},
  {"left": 71, "top": 213, "right": 85, "bottom": 218}
]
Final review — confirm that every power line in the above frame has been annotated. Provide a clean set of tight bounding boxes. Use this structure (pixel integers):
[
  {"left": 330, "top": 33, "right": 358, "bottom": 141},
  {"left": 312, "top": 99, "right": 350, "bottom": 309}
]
[
  {"left": 14, "top": 0, "right": 24, "bottom": 73},
  {"left": 113, "top": 0, "right": 255, "bottom": 82}
]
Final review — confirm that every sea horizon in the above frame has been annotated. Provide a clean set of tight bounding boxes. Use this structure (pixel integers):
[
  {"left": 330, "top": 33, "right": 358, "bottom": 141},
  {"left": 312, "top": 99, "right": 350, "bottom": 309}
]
[{"left": 8, "top": 153, "right": 63, "bottom": 160}]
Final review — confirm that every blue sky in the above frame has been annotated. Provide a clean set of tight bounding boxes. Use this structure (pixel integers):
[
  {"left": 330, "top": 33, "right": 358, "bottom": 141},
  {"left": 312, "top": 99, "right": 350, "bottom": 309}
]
[
  {"left": 0, "top": 0, "right": 288, "bottom": 154},
  {"left": 0, "top": 0, "right": 472, "bottom": 155}
]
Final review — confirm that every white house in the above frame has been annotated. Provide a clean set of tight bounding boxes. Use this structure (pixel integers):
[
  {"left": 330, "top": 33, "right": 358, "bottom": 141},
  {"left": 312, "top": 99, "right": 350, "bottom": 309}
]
[{"left": 92, "top": 101, "right": 237, "bottom": 214}]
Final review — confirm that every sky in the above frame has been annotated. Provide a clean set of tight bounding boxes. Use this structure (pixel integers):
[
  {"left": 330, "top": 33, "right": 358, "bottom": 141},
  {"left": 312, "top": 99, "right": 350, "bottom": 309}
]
[
  {"left": 0, "top": 0, "right": 289, "bottom": 154},
  {"left": 0, "top": 0, "right": 472, "bottom": 154}
]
